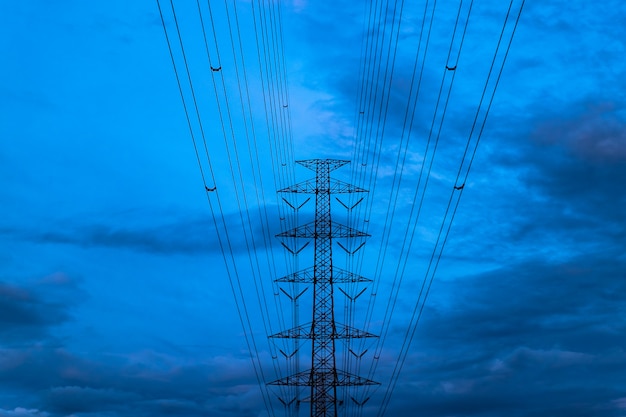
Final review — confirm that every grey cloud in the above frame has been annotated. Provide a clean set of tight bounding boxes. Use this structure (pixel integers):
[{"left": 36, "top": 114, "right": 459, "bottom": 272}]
[
  {"left": 442, "top": 95, "right": 626, "bottom": 268},
  {"left": 0, "top": 276, "right": 79, "bottom": 343},
  {"left": 0, "top": 346, "right": 270, "bottom": 417},
  {"left": 371, "top": 255, "right": 626, "bottom": 416},
  {"left": 425, "top": 257, "right": 626, "bottom": 349},
  {"left": 45, "top": 386, "right": 142, "bottom": 414},
  {"left": 3, "top": 208, "right": 287, "bottom": 256}
]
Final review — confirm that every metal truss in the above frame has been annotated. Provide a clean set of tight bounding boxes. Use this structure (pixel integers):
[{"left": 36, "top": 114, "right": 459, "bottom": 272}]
[{"left": 270, "top": 159, "right": 379, "bottom": 417}]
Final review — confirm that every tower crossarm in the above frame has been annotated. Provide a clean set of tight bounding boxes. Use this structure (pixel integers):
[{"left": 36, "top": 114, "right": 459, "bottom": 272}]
[
  {"left": 275, "top": 265, "right": 371, "bottom": 284},
  {"left": 276, "top": 221, "right": 370, "bottom": 239},
  {"left": 332, "top": 267, "right": 372, "bottom": 283},
  {"left": 278, "top": 178, "right": 368, "bottom": 194},
  {"left": 268, "top": 369, "right": 379, "bottom": 387},
  {"left": 296, "top": 159, "right": 350, "bottom": 172},
  {"left": 269, "top": 322, "right": 378, "bottom": 339}
]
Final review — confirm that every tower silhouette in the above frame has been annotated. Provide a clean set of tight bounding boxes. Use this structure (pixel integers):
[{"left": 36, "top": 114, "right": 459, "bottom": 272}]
[{"left": 269, "top": 159, "right": 378, "bottom": 417}]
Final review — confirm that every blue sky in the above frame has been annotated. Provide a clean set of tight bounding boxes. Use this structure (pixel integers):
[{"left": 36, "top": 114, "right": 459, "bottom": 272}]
[{"left": 1, "top": 1, "right": 626, "bottom": 416}]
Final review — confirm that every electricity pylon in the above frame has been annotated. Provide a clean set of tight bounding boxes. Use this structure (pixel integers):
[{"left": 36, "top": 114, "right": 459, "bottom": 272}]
[{"left": 269, "top": 159, "right": 378, "bottom": 417}]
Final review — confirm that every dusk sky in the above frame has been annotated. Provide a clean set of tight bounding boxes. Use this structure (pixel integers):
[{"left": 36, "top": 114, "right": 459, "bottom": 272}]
[{"left": 1, "top": 1, "right": 625, "bottom": 417}]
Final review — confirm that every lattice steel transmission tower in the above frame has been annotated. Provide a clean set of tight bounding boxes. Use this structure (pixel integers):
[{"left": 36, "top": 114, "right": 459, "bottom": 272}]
[{"left": 269, "top": 159, "right": 378, "bottom": 417}]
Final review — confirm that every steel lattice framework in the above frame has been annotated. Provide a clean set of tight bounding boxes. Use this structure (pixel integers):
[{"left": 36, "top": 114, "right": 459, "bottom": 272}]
[{"left": 269, "top": 159, "right": 378, "bottom": 417}]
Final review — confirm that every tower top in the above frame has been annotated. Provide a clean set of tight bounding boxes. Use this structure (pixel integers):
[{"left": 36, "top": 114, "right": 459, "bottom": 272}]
[{"left": 296, "top": 159, "right": 350, "bottom": 172}]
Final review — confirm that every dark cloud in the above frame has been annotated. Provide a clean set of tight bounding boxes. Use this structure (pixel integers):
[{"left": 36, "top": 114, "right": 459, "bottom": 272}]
[
  {"left": 0, "top": 345, "right": 269, "bottom": 417},
  {"left": 439, "top": 94, "right": 626, "bottom": 270},
  {"left": 0, "top": 277, "right": 267, "bottom": 416},
  {"left": 38, "top": 219, "right": 215, "bottom": 255},
  {"left": 1, "top": 208, "right": 287, "bottom": 256},
  {"left": 45, "top": 386, "right": 142, "bottom": 414},
  {"left": 526, "top": 103, "right": 626, "bottom": 214},
  {"left": 0, "top": 274, "right": 79, "bottom": 343},
  {"left": 367, "top": 254, "right": 626, "bottom": 417},
  {"left": 430, "top": 257, "right": 625, "bottom": 348},
  {"left": 356, "top": 91, "right": 626, "bottom": 414}
]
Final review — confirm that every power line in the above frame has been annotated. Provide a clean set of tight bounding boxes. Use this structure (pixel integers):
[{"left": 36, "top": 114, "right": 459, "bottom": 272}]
[
  {"left": 375, "top": 2, "right": 526, "bottom": 414},
  {"left": 157, "top": 1, "right": 526, "bottom": 415}
]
